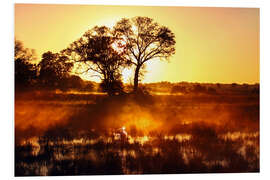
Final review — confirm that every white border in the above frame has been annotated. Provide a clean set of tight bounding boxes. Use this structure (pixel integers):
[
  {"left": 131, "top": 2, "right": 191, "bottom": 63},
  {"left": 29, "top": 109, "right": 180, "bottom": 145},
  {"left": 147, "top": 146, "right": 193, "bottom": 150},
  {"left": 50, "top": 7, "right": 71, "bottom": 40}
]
[
  {"left": 2, "top": 0, "right": 270, "bottom": 180},
  {"left": 12, "top": 0, "right": 261, "bottom": 8}
]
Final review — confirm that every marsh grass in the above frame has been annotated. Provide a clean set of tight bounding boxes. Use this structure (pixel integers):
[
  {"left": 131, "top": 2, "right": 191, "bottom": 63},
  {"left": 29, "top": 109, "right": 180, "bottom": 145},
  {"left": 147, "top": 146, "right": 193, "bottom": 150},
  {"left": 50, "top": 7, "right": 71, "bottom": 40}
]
[{"left": 15, "top": 92, "right": 259, "bottom": 175}]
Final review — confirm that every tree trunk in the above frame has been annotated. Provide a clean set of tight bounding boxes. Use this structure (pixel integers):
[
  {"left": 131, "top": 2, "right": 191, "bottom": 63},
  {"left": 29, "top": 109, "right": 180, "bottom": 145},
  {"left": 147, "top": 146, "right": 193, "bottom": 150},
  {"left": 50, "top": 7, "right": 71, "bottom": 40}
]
[{"left": 133, "top": 65, "right": 141, "bottom": 93}]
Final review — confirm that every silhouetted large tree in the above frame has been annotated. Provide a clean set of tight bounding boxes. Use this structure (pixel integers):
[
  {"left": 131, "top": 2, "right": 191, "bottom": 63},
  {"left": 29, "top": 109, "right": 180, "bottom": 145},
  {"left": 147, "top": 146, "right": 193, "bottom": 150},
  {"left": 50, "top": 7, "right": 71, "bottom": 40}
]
[
  {"left": 64, "top": 26, "right": 129, "bottom": 96},
  {"left": 113, "top": 17, "right": 176, "bottom": 92}
]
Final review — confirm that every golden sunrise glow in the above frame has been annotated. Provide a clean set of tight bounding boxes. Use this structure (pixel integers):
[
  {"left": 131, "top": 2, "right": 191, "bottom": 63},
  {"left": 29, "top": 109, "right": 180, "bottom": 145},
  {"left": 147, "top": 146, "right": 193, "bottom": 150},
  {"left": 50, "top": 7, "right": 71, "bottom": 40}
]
[
  {"left": 122, "top": 68, "right": 134, "bottom": 84},
  {"left": 15, "top": 4, "right": 259, "bottom": 84}
]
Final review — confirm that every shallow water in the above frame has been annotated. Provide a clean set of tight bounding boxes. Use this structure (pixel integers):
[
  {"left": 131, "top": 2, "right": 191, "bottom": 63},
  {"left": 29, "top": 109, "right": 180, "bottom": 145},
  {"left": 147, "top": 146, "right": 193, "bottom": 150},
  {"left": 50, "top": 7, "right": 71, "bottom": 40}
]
[
  {"left": 15, "top": 92, "right": 259, "bottom": 175},
  {"left": 15, "top": 130, "right": 259, "bottom": 175}
]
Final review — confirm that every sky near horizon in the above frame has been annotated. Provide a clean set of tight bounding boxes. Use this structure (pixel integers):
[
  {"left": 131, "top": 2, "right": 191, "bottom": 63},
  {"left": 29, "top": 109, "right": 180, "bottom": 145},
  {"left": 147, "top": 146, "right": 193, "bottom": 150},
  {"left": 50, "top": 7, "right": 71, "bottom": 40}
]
[{"left": 15, "top": 4, "right": 259, "bottom": 84}]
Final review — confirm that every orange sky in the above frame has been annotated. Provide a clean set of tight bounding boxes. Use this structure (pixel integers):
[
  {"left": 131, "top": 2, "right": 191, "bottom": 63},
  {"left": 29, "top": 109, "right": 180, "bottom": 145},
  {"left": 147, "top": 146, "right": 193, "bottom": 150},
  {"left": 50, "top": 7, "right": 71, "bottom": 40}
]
[{"left": 14, "top": 4, "right": 259, "bottom": 84}]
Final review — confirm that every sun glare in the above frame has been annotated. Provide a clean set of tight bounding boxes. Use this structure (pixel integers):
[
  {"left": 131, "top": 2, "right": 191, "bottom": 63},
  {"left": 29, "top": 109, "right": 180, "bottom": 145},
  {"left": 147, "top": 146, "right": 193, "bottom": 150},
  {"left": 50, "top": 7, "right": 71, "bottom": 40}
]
[
  {"left": 111, "top": 38, "right": 126, "bottom": 54},
  {"left": 122, "top": 68, "right": 134, "bottom": 84}
]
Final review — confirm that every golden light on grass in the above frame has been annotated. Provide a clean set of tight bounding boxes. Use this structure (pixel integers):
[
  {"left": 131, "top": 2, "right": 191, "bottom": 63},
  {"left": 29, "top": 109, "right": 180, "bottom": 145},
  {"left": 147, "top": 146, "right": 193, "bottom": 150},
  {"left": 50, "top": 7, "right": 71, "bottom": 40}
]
[{"left": 123, "top": 116, "right": 163, "bottom": 135}]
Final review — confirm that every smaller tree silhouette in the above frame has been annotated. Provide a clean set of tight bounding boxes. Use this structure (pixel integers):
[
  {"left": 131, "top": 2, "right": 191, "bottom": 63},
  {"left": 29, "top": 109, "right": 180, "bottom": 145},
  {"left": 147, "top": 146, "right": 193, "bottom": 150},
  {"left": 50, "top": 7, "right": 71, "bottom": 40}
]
[
  {"left": 64, "top": 26, "right": 130, "bottom": 96},
  {"left": 14, "top": 39, "right": 37, "bottom": 90},
  {"left": 38, "top": 51, "right": 73, "bottom": 89}
]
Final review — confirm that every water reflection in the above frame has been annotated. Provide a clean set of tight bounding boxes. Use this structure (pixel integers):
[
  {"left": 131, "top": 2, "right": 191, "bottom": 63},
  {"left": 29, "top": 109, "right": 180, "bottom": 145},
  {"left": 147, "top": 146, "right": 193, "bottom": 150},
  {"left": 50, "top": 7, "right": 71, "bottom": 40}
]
[{"left": 15, "top": 131, "right": 259, "bottom": 175}]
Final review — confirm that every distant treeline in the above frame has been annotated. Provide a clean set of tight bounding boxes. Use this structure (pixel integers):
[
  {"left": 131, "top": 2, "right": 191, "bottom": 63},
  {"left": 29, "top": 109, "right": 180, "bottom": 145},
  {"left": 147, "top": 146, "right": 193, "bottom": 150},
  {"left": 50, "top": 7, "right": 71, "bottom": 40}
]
[
  {"left": 15, "top": 39, "right": 96, "bottom": 92},
  {"left": 15, "top": 39, "right": 259, "bottom": 95},
  {"left": 143, "top": 81, "right": 259, "bottom": 95}
]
